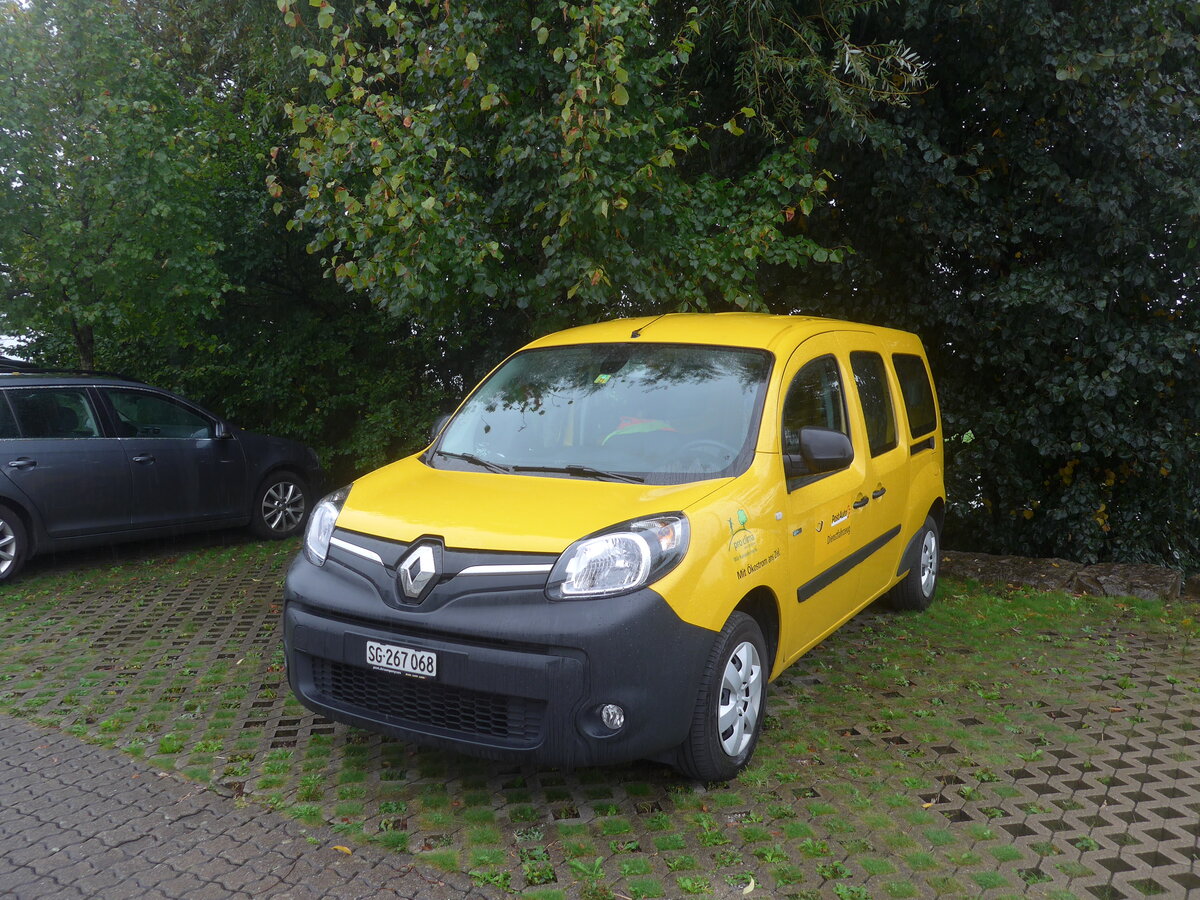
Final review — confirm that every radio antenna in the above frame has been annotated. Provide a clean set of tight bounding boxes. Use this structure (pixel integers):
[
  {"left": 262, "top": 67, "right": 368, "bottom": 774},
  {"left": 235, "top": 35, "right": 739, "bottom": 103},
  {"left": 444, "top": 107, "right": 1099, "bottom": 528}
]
[{"left": 630, "top": 313, "right": 669, "bottom": 339}]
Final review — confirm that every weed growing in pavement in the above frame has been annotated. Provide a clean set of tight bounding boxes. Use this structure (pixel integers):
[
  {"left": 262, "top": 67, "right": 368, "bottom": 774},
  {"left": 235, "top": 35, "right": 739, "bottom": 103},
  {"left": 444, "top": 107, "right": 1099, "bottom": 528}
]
[{"left": 1, "top": 549, "right": 1197, "bottom": 896}]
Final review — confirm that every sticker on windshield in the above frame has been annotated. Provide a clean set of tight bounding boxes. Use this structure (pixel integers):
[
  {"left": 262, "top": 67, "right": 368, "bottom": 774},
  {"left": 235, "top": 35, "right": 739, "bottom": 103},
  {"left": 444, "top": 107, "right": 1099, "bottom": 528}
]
[{"left": 594, "top": 373, "right": 612, "bottom": 384}]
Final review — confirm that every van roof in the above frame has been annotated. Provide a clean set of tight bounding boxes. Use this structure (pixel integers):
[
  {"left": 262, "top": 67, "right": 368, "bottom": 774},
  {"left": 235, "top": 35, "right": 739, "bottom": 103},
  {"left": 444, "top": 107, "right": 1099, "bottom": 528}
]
[{"left": 526, "top": 313, "right": 913, "bottom": 355}]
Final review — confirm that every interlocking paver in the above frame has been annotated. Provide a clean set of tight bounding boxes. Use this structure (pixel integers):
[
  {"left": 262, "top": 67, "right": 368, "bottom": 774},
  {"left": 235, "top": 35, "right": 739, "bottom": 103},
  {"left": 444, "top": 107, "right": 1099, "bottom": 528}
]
[
  {"left": 0, "top": 714, "right": 489, "bottom": 899},
  {"left": 3, "top": 541, "right": 1198, "bottom": 899}
]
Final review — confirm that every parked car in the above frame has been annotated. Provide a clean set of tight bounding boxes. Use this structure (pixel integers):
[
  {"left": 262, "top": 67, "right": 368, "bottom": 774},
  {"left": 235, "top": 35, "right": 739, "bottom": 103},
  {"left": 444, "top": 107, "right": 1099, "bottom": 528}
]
[
  {"left": 0, "top": 367, "right": 323, "bottom": 582},
  {"left": 283, "top": 314, "right": 944, "bottom": 780}
]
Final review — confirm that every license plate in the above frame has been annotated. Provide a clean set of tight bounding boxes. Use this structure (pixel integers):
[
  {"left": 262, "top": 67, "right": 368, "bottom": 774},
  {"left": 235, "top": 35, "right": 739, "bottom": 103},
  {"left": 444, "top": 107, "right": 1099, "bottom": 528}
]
[{"left": 366, "top": 640, "right": 437, "bottom": 679}]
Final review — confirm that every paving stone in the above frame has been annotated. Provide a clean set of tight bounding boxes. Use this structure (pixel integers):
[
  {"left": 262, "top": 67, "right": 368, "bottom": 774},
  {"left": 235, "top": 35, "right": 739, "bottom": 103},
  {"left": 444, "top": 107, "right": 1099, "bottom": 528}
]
[{"left": 0, "top": 714, "right": 486, "bottom": 900}]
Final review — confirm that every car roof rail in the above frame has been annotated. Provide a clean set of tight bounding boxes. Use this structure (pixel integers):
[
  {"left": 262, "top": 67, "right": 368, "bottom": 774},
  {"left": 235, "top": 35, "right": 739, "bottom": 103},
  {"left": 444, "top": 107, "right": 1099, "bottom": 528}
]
[{"left": 0, "top": 360, "right": 145, "bottom": 384}]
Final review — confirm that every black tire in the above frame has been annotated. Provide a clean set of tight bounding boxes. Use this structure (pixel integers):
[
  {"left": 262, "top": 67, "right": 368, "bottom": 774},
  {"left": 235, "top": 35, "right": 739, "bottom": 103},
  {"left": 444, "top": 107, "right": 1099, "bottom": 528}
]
[
  {"left": 0, "top": 504, "right": 28, "bottom": 583},
  {"left": 887, "top": 516, "right": 940, "bottom": 611},
  {"left": 677, "top": 612, "right": 768, "bottom": 782},
  {"left": 250, "top": 471, "right": 310, "bottom": 539}
]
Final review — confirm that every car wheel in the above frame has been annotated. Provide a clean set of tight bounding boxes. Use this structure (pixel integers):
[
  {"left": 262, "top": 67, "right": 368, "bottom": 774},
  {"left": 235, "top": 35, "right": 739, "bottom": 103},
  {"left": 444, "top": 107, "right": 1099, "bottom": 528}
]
[
  {"left": 250, "top": 472, "right": 309, "bottom": 539},
  {"left": 678, "top": 612, "right": 768, "bottom": 782},
  {"left": 0, "top": 504, "right": 28, "bottom": 583},
  {"left": 887, "top": 517, "right": 940, "bottom": 611}
]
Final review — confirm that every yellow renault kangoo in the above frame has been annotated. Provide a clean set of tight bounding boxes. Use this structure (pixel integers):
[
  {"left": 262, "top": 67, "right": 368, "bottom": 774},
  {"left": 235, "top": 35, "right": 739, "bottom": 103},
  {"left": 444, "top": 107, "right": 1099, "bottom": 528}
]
[{"left": 283, "top": 314, "right": 945, "bottom": 780}]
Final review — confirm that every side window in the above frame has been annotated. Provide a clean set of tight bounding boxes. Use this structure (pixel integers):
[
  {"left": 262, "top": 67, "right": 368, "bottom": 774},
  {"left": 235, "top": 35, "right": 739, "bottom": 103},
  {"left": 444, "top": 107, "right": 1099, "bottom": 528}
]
[
  {"left": 0, "top": 392, "right": 18, "bottom": 438},
  {"left": 850, "top": 351, "right": 898, "bottom": 456},
  {"left": 892, "top": 353, "right": 938, "bottom": 438},
  {"left": 781, "top": 355, "right": 848, "bottom": 456},
  {"left": 8, "top": 388, "right": 103, "bottom": 438},
  {"left": 104, "top": 389, "right": 213, "bottom": 439}
]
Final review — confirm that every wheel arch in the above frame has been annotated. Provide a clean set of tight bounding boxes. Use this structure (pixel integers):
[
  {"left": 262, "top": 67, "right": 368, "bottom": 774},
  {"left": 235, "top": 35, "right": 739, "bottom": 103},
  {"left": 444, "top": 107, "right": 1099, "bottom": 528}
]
[
  {"left": 734, "top": 585, "right": 780, "bottom": 676},
  {"left": 928, "top": 497, "right": 945, "bottom": 534},
  {"left": 0, "top": 496, "right": 40, "bottom": 557}
]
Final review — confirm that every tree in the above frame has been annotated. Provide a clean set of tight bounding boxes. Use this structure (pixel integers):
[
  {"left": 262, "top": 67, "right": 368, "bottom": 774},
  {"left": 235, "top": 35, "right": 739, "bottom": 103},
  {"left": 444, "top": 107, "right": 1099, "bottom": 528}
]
[
  {"left": 777, "top": 0, "right": 1200, "bottom": 567},
  {"left": 0, "top": 0, "right": 230, "bottom": 369},
  {"left": 272, "top": 0, "right": 931, "bottom": 336}
]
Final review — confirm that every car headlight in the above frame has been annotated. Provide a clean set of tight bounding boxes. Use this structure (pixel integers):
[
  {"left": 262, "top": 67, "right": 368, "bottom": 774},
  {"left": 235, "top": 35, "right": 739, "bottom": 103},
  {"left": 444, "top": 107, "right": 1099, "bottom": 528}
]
[
  {"left": 547, "top": 514, "right": 689, "bottom": 600},
  {"left": 303, "top": 486, "right": 350, "bottom": 566}
]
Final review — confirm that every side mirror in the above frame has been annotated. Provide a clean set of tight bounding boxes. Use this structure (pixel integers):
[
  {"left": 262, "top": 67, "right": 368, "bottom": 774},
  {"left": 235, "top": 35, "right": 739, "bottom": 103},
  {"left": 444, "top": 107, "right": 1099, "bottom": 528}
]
[
  {"left": 214, "top": 421, "right": 233, "bottom": 440},
  {"left": 784, "top": 427, "right": 853, "bottom": 479}
]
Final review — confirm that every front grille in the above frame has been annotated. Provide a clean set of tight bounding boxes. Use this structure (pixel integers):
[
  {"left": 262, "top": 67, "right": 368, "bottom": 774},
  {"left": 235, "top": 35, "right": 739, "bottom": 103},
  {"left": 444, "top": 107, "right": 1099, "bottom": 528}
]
[{"left": 311, "top": 658, "right": 544, "bottom": 745}]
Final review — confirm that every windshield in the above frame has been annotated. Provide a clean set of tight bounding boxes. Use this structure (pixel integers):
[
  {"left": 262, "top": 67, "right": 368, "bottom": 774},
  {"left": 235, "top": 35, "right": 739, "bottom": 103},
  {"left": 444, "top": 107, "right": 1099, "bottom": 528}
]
[{"left": 430, "top": 343, "right": 773, "bottom": 484}]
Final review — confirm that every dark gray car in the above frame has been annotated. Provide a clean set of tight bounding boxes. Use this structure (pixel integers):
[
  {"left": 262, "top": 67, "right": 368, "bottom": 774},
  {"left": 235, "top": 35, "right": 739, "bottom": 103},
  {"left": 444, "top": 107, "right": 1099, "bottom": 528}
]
[{"left": 0, "top": 368, "right": 323, "bottom": 582}]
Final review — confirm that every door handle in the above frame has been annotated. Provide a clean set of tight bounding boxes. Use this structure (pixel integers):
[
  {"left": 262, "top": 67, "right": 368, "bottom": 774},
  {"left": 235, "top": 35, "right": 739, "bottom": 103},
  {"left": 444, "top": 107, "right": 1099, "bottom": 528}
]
[
  {"left": 7, "top": 457, "right": 35, "bottom": 470},
  {"left": 853, "top": 494, "right": 870, "bottom": 509},
  {"left": 872, "top": 486, "right": 887, "bottom": 500},
  {"left": 132, "top": 454, "right": 156, "bottom": 465}
]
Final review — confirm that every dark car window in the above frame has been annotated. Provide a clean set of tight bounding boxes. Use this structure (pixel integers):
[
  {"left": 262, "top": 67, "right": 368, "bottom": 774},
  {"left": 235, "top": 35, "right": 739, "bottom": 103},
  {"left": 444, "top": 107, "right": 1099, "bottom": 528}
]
[
  {"left": 781, "top": 355, "right": 849, "bottom": 456},
  {"left": 103, "top": 388, "right": 214, "bottom": 439},
  {"left": 850, "top": 351, "right": 898, "bottom": 457},
  {"left": 892, "top": 353, "right": 938, "bottom": 438},
  {"left": 0, "top": 392, "right": 18, "bottom": 438},
  {"left": 8, "top": 388, "right": 102, "bottom": 438}
]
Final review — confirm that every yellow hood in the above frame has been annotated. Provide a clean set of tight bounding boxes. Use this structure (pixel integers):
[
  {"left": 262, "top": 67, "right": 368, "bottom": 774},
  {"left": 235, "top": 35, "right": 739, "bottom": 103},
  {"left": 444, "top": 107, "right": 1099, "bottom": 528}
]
[{"left": 336, "top": 456, "right": 728, "bottom": 553}]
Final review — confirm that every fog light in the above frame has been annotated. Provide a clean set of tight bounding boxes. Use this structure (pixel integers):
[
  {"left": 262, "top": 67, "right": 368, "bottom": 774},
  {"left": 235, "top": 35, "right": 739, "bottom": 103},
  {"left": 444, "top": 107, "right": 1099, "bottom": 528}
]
[{"left": 600, "top": 704, "right": 625, "bottom": 731}]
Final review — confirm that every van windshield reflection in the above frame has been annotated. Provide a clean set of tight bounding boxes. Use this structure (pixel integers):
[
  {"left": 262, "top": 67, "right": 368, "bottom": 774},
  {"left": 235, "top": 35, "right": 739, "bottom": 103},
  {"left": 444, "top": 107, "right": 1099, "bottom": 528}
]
[{"left": 429, "top": 343, "right": 772, "bottom": 485}]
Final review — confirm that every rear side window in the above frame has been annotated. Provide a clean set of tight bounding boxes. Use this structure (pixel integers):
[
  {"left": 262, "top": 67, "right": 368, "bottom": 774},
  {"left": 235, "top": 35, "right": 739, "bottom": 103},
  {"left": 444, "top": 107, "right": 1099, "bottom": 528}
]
[
  {"left": 7, "top": 388, "right": 102, "bottom": 438},
  {"left": 0, "top": 392, "right": 17, "bottom": 438},
  {"left": 892, "top": 353, "right": 937, "bottom": 438},
  {"left": 850, "top": 351, "right": 898, "bottom": 456},
  {"left": 781, "top": 355, "right": 848, "bottom": 455}
]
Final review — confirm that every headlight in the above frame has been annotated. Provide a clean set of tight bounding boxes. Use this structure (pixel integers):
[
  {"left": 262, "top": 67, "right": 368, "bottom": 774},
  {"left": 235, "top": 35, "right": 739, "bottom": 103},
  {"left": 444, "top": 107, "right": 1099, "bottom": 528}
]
[
  {"left": 547, "top": 514, "right": 689, "bottom": 600},
  {"left": 303, "top": 486, "right": 350, "bottom": 566}
]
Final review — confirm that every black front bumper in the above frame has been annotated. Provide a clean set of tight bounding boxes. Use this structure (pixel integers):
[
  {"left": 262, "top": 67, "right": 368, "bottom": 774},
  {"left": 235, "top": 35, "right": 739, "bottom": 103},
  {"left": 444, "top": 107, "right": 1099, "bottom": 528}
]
[{"left": 282, "top": 532, "right": 716, "bottom": 768}]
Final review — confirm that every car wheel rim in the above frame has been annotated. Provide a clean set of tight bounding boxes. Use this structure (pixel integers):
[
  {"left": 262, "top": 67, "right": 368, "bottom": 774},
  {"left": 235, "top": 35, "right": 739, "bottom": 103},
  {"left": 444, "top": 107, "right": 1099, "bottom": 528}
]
[
  {"left": 920, "top": 529, "right": 938, "bottom": 597},
  {"left": 717, "top": 640, "right": 763, "bottom": 758},
  {"left": 0, "top": 520, "right": 15, "bottom": 576},
  {"left": 262, "top": 481, "right": 305, "bottom": 532}
]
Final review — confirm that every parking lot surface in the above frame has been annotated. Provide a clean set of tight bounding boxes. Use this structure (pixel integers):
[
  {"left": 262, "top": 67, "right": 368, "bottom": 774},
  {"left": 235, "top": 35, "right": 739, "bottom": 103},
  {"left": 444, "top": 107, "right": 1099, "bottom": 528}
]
[{"left": 0, "top": 541, "right": 1196, "bottom": 899}]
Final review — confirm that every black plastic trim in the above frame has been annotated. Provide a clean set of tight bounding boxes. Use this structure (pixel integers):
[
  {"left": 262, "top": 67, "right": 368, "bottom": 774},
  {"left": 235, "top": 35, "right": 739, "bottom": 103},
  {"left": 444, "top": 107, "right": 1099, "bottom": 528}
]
[
  {"left": 283, "top": 559, "right": 718, "bottom": 767},
  {"left": 910, "top": 436, "right": 935, "bottom": 454},
  {"left": 796, "top": 525, "right": 902, "bottom": 604}
]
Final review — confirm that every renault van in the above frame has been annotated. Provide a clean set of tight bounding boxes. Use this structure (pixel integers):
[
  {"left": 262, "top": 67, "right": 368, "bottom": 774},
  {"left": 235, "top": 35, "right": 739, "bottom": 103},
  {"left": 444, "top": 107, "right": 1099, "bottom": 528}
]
[{"left": 283, "top": 314, "right": 944, "bottom": 780}]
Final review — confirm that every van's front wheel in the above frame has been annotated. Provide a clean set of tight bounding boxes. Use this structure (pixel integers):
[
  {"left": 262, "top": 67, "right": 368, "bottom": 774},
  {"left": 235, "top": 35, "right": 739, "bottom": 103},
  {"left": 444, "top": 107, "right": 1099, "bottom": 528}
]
[{"left": 677, "top": 612, "right": 767, "bottom": 782}]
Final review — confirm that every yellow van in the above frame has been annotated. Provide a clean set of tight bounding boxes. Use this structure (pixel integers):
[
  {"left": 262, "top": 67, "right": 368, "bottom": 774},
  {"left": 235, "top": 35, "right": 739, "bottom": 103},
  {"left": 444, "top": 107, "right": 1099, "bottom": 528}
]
[{"left": 283, "top": 314, "right": 944, "bottom": 780}]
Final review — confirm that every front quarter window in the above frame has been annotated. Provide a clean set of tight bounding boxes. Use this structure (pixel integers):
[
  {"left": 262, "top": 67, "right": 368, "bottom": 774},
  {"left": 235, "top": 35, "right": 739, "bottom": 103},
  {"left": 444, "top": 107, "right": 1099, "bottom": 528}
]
[{"left": 431, "top": 343, "right": 772, "bottom": 485}]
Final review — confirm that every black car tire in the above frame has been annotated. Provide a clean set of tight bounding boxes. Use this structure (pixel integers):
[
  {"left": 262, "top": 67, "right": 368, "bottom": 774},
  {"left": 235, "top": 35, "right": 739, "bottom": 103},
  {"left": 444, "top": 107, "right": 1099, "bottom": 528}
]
[
  {"left": 678, "top": 611, "right": 768, "bottom": 782},
  {"left": 886, "top": 517, "right": 940, "bottom": 611},
  {"left": 250, "top": 471, "right": 310, "bottom": 539},
  {"left": 0, "top": 504, "right": 28, "bottom": 583}
]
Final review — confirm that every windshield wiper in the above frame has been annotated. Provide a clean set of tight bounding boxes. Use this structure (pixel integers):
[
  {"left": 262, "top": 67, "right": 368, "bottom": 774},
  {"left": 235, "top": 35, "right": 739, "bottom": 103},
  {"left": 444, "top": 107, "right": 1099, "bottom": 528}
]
[
  {"left": 512, "top": 464, "right": 645, "bottom": 484},
  {"left": 433, "top": 450, "right": 514, "bottom": 474}
]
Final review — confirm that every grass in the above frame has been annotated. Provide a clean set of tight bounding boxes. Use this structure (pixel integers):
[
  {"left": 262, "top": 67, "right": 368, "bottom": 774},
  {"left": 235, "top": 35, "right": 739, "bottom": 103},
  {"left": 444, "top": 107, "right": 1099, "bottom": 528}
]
[{"left": 1, "top": 537, "right": 1197, "bottom": 896}]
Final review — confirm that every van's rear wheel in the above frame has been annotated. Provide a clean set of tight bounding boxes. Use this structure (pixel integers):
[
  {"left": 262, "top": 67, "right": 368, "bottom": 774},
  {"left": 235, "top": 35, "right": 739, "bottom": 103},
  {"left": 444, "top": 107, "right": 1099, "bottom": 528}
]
[
  {"left": 677, "top": 612, "right": 767, "bottom": 782},
  {"left": 887, "top": 517, "right": 940, "bottom": 611}
]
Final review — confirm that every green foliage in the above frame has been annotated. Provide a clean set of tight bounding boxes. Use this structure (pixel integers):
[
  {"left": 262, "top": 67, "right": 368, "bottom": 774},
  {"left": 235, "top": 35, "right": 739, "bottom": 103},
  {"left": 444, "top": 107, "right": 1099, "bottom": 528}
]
[
  {"left": 276, "top": 0, "right": 849, "bottom": 332},
  {"left": 780, "top": 0, "right": 1200, "bottom": 568},
  {"left": 0, "top": 0, "right": 231, "bottom": 368}
]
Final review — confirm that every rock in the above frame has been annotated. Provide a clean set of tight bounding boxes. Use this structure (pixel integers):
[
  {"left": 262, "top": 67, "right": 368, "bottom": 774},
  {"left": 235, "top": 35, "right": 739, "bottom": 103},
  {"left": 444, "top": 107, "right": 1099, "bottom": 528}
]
[
  {"left": 942, "top": 550, "right": 1187, "bottom": 603},
  {"left": 941, "top": 551, "right": 1081, "bottom": 592},
  {"left": 1070, "top": 563, "right": 1181, "bottom": 603},
  {"left": 1182, "top": 573, "right": 1200, "bottom": 601}
]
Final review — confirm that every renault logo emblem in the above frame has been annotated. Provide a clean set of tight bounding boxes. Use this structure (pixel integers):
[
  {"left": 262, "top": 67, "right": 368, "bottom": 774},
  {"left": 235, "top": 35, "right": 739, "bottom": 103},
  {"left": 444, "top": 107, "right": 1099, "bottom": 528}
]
[{"left": 398, "top": 544, "right": 437, "bottom": 599}]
